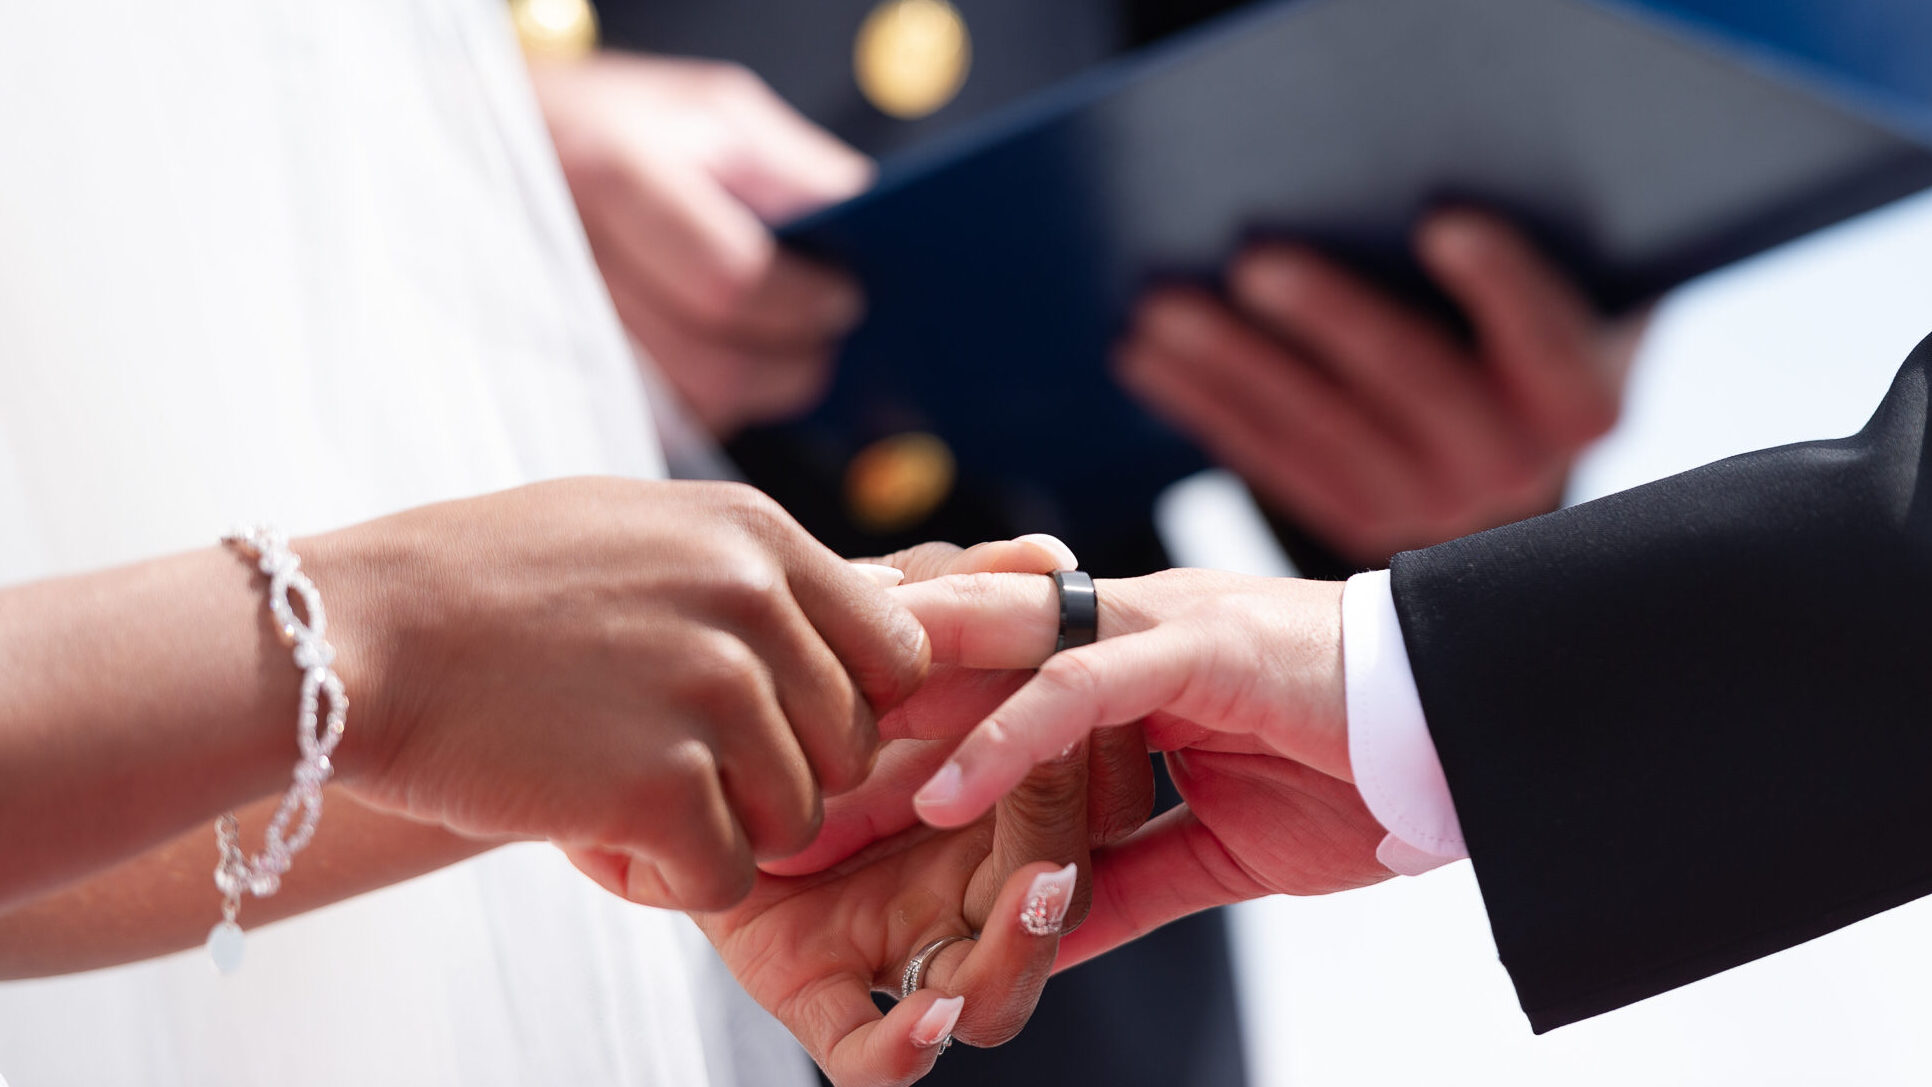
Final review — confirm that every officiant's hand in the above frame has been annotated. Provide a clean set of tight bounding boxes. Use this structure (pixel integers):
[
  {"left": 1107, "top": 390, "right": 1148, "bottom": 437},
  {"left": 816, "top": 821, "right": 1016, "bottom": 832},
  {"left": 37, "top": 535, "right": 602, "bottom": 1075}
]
[
  {"left": 1117, "top": 210, "right": 1645, "bottom": 567},
  {"left": 315, "top": 477, "right": 928, "bottom": 910},
  {"left": 532, "top": 52, "right": 871, "bottom": 437},
  {"left": 901, "top": 570, "right": 1393, "bottom": 966}
]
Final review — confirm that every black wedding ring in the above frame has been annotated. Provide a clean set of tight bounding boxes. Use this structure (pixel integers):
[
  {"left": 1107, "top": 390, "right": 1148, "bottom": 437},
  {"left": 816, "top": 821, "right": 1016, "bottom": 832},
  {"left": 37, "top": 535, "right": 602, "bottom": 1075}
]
[{"left": 1051, "top": 570, "right": 1098, "bottom": 653}]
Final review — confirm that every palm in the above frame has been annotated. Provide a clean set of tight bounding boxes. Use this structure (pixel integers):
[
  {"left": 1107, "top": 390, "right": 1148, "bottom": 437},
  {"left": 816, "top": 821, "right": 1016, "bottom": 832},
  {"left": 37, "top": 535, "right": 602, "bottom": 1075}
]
[
  {"left": 688, "top": 737, "right": 1093, "bottom": 1086},
  {"left": 1165, "top": 746, "right": 1391, "bottom": 897},
  {"left": 697, "top": 820, "right": 1012, "bottom": 1035}
]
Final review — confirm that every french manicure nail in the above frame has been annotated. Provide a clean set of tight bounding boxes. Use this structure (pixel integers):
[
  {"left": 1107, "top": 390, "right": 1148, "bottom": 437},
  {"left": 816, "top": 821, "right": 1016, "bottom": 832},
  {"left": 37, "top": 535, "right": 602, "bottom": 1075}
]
[
  {"left": 1019, "top": 862, "right": 1078, "bottom": 937},
  {"left": 915, "top": 762, "right": 963, "bottom": 809},
  {"left": 911, "top": 995, "right": 964, "bottom": 1049},
  {"left": 1014, "top": 533, "right": 1079, "bottom": 571},
  {"left": 854, "top": 563, "right": 907, "bottom": 587}
]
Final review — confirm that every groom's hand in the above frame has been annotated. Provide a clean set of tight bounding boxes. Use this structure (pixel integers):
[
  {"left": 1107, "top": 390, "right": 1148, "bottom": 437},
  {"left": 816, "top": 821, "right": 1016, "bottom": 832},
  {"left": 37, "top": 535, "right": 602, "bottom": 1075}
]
[{"left": 894, "top": 569, "right": 1393, "bottom": 967}]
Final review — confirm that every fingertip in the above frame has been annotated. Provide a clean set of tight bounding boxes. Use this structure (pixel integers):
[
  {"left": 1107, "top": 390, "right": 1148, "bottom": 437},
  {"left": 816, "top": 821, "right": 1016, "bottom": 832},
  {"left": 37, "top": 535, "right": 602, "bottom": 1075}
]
[
  {"left": 1419, "top": 208, "right": 1520, "bottom": 281},
  {"left": 1018, "top": 862, "right": 1080, "bottom": 937},
  {"left": 913, "top": 759, "right": 1004, "bottom": 829},
  {"left": 818, "top": 984, "right": 947, "bottom": 1087},
  {"left": 1230, "top": 243, "right": 1315, "bottom": 308},
  {"left": 912, "top": 761, "right": 965, "bottom": 819},
  {"left": 851, "top": 561, "right": 907, "bottom": 587},
  {"left": 1140, "top": 290, "right": 1217, "bottom": 354},
  {"left": 1012, "top": 533, "right": 1078, "bottom": 572},
  {"left": 910, "top": 995, "right": 965, "bottom": 1049},
  {"left": 943, "top": 538, "right": 1063, "bottom": 577},
  {"left": 829, "top": 989, "right": 959, "bottom": 1086},
  {"left": 868, "top": 604, "right": 933, "bottom": 714}
]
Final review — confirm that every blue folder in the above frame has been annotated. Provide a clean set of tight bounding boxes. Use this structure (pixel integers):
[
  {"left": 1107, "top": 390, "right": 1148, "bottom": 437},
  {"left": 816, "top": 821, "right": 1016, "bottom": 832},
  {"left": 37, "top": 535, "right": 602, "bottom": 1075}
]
[{"left": 769, "top": 0, "right": 1932, "bottom": 548}]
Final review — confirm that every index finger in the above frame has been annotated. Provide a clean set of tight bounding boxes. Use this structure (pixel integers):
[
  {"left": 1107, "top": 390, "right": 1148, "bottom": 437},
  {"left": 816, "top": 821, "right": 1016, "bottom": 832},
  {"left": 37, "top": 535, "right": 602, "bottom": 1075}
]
[
  {"left": 776, "top": 524, "right": 933, "bottom": 716},
  {"left": 914, "top": 624, "right": 1206, "bottom": 827},
  {"left": 732, "top": 249, "right": 865, "bottom": 346},
  {"left": 891, "top": 572, "right": 1061, "bottom": 669},
  {"left": 1420, "top": 209, "right": 1618, "bottom": 449}
]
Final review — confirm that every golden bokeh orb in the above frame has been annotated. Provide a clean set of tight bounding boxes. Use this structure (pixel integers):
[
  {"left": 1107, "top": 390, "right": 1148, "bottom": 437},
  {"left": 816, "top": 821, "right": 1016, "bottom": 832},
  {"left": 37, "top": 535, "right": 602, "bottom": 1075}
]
[
  {"left": 853, "top": 0, "right": 972, "bottom": 120},
  {"left": 844, "top": 431, "right": 958, "bottom": 533}
]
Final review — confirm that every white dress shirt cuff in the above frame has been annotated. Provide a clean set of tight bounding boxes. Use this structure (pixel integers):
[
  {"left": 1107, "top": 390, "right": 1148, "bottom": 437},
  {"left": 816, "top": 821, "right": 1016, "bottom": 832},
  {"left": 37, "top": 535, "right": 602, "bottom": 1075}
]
[{"left": 1342, "top": 569, "right": 1469, "bottom": 874}]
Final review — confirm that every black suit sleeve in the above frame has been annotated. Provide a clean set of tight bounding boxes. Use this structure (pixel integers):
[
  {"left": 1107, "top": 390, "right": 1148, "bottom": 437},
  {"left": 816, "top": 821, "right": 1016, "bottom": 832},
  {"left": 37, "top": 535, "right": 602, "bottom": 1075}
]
[{"left": 1387, "top": 331, "right": 1932, "bottom": 1033}]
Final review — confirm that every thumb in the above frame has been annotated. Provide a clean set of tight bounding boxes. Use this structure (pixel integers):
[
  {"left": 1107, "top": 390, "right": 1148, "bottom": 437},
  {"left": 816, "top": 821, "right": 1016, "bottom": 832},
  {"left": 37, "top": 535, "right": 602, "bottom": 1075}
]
[
  {"left": 718, "top": 87, "right": 874, "bottom": 223},
  {"left": 967, "top": 740, "right": 1094, "bottom": 932}
]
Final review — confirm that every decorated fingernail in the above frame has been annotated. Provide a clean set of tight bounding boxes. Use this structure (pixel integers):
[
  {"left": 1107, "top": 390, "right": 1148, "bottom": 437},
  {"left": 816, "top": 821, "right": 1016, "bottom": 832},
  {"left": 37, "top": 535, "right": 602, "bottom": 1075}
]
[
  {"left": 854, "top": 563, "right": 907, "bottom": 587},
  {"left": 915, "top": 762, "right": 963, "bottom": 809},
  {"left": 912, "top": 995, "right": 964, "bottom": 1049},
  {"left": 1013, "top": 533, "right": 1079, "bottom": 571},
  {"left": 1019, "top": 862, "right": 1078, "bottom": 936}
]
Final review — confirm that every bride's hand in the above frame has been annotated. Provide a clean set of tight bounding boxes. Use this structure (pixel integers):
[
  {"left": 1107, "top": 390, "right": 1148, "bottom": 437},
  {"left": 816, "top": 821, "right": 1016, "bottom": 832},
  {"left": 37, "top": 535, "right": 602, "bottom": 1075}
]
[
  {"left": 306, "top": 476, "right": 929, "bottom": 910},
  {"left": 690, "top": 740, "right": 1091, "bottom": 1087}
]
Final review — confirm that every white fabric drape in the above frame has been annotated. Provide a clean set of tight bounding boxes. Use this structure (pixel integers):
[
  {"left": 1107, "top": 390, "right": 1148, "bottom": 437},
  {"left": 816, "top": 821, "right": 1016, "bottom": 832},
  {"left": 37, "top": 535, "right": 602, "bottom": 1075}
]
[{"left": 0, "top": 2, "right": 809, "bottom": 1084}]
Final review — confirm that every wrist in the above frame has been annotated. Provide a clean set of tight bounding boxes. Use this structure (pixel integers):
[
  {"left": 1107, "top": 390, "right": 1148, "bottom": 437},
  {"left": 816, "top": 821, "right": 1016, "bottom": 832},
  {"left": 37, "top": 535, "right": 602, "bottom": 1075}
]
[
  {"left": 289, "top": 524, "right": 413, "bottom": 787},
  {"left": 1297, "top": 577, "right": 1351, "bottom": 780}
]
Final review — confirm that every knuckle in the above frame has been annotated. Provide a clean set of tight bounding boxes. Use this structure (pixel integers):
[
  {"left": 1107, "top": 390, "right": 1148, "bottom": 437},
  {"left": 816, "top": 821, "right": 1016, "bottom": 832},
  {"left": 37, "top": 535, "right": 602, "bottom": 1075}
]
[
  {"left": 813, "top": 723, "right": 875, "bottom": 796},
  {"left": 567, "top": 145, "right": 628, "bottom": 196},
  {"left": 678, "top": 632, "right": 767, "bottom": 710},
  {"left": 775, "top": 975, "right": 854, "bottom": 1067},
  {"left": 846, "top": 606, "right": 928, "bottom": 706},
  {"left": 716, "top": 481, "right": 791, "bottom": 536},
  {"left": 685, "top": 248, "right": 772, "bottom": 330},
  {"left": 950, "top": 569, "right": 1015, "bottom": 612},
  {"left": 650, "top": 737, "right": 722, "bottom": 805},
  {"left": 1037, "top": 652, "right": 1105, "bottom": 711},
  {"left": 960, "top": 1006, "right": 1034, "bottom": 1048},
  {"left": 705, "top": 555, "right": 787, "bottom": 626},
  {"left": 605, "top": 742, "right": 717, "bottom": 847},
  {"left": 1004, "top": 770, "right": 1090, "bottom": 848},
  {"left": 684, "top": 279, "right": 751, "bottom": 332}
]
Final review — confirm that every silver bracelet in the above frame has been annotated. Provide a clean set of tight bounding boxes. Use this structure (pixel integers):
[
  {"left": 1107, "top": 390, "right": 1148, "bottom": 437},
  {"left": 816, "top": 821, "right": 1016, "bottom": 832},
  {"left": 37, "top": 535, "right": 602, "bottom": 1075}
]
[{"left": 207, "top": 525, "right": 348, "bottom": 973}]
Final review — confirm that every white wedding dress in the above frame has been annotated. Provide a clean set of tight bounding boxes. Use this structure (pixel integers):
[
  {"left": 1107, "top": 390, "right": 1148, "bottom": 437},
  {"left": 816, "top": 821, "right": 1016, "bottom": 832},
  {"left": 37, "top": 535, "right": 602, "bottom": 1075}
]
[{"left": 0, "top": 1, "right": 811, "bottom": 1084}]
